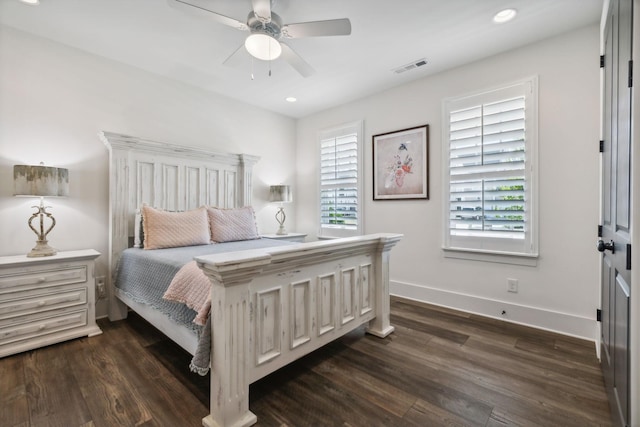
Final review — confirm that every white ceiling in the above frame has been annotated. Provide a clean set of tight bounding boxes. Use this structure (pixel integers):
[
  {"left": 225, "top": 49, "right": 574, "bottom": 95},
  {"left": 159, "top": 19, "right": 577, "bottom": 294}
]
[{"left": 0, "top": 0, "right": 603, "bottom": 118}]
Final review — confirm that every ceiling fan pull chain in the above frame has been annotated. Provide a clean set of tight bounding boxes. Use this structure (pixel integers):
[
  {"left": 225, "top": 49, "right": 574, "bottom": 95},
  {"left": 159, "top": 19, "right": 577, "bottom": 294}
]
[{"left": 251, "top": 56, "right": 255, "bottom": 80}]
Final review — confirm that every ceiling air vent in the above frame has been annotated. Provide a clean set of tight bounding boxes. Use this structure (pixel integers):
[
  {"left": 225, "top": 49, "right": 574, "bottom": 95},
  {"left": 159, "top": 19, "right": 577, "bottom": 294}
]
[{"left": 392, "top": 58, "right": 428, "bottom": 74}]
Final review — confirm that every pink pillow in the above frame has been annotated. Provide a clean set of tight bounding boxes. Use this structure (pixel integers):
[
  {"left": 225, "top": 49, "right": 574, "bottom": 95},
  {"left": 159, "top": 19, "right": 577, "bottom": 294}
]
[
  {"left": 142, "top": 205, "right": 210, "bottom": 250},
  {"left": 208, "top": 206, "right": 260, "bottom": 243}
]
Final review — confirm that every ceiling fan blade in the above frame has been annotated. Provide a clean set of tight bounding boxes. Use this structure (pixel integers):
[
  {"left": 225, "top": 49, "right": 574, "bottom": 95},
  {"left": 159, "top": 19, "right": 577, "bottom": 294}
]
[
  {"left": 280, "top": 42, "right": 316, "bottom": 78},
  {"left": 282, "top": 18, "right": 351, "bottom": 38},
  {"left": 170, "top": 0, "right": 249, "bottom": 31},
  {"left": 222, "top": 43, "right": 246, "bottom": 65},
  {"left": 251, "top": 0, "right": 272, "bottom": 22}
]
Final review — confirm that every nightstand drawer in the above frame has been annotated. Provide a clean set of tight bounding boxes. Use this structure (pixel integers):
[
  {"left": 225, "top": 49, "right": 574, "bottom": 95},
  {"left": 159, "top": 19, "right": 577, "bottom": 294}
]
[
  {"left": 0, "top": 288, "right": 87, "bottom": 320},
  {"left": 0, "top": 266, "right": 87, "bottom": 294},
  {"left": 0, "top": 309, "right": 88, "bottom": 346}
]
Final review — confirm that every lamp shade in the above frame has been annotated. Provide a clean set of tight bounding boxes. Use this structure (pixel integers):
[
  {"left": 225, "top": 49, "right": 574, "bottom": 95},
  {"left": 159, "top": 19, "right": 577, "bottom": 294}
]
[
  {"left": 269, "top": 185, "right": 292, "bottom": 203},
  {"left": 14, "top": 164, "right": 69, "bottom": 197}
]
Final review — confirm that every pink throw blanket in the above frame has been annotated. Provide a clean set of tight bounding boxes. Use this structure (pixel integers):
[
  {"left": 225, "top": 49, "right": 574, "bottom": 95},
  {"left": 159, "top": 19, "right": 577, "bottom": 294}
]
[{"left": 163, "top": 261, "right": 211, "bottom": 326}]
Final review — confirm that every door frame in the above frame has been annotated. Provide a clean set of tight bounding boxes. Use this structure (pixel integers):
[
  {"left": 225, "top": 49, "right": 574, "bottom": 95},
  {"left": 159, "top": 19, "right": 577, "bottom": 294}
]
[{"left": 630, "top": 2, "right": 639, "bottom": 425}]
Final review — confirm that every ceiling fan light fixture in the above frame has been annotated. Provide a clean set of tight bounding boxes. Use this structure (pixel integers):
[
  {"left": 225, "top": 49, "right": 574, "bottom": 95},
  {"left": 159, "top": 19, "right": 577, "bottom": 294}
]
[
  {"left": 19, "top": 0, "right": 40, "bottom": 5},
  {"left": 245, "top": 33, "right": 282, "bottom": 61},
  {"left": 493, "top": 8, "right": 517, "bottom": 24}
]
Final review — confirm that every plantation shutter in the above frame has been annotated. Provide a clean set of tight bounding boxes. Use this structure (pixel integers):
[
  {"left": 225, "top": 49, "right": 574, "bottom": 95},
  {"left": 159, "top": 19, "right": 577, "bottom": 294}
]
[
  {"left": 320, "top": 124, "right": 360, "bottom": 233},
  {"left": 449, "top": 96, "right": 526, "bottom": 240}
]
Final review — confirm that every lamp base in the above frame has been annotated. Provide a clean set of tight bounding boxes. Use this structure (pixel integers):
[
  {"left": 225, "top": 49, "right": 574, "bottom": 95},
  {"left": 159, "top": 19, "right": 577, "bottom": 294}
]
[
  {"left": 25, "top": 200, "right": 58, "bottom": 257},
  {"left": 275, "top": 206, "right": 287, "bottom": 235},
  {"left": 27, "top": 239, "right": 57, "bottom": 257}
]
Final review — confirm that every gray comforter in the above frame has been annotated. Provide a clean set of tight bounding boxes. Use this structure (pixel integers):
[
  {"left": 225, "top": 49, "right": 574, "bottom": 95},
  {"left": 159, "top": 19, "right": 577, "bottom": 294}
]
[{"left": 114, "top": 238, "right": 292, "bottom": 374}]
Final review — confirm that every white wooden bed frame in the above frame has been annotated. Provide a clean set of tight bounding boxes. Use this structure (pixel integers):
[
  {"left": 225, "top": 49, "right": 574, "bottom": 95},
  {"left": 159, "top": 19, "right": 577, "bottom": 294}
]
[{"left": 100, "top": 131, "right": 402, "bottom": 427}]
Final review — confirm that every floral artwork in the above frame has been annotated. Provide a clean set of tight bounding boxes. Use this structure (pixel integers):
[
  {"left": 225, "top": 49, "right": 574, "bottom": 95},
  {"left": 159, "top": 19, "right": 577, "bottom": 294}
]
[
  {"left": 373, "top": 125, "right": 428, "bottom": 200},
  {"left": 385, "top": 142, "right": 413, "bottom": 188}
]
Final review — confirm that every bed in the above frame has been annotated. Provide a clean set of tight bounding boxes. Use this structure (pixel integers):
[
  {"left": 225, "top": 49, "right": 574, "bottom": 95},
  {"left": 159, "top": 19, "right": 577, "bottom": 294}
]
[{"left": 100, "top": 131, "right": 402, "bottom": 427}]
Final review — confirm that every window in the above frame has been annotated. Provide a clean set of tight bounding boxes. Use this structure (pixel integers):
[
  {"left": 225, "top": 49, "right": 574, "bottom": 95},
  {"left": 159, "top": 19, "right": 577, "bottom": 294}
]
[
  {"left": 319, "top": 121, "right": 363, "bottom": 238},
  {"left": 443, "top": 77, "right": 538, "bottom": 261}
]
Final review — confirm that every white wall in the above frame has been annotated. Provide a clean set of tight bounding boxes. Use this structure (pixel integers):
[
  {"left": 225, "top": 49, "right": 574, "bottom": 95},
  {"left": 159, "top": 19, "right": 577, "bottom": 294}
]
[
  {"left": 296, "top": 25, "right": 601, "bottom": 340},
  {"left": 0, "top": 26, "right": 297, "bottom": 317}
]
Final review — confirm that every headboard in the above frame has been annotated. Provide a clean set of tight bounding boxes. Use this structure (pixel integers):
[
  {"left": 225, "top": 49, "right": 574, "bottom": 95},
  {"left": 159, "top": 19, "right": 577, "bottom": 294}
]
[{"left": 99, "top": 131, "right": 259, "bottom": 320}]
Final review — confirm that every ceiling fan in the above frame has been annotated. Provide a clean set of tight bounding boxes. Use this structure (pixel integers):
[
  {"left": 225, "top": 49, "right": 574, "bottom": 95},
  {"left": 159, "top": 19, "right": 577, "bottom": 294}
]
[{"left": 171, "top": 0, "right": 352, "bottom": 77}]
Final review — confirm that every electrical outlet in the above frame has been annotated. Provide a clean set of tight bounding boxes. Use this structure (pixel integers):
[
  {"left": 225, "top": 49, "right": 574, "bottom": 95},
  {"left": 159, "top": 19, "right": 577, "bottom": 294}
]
[
  {"left": 96, "top": 276, "right": 106, "bottom": 300},
  {"left": 507, "top": 278, "right": 518, "bottom": 293}
]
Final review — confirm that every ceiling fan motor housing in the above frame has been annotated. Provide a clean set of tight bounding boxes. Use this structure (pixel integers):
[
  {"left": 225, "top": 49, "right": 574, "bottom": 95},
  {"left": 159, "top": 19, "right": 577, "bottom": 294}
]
[{"left": 247, "top": 11, "right": 283, "bottom": 39}]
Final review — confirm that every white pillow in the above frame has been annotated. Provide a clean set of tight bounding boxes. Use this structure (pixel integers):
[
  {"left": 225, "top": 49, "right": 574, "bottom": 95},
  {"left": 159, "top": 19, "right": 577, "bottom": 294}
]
[{"left": 134, "top": 209, "right": 143, "bottom": 248}]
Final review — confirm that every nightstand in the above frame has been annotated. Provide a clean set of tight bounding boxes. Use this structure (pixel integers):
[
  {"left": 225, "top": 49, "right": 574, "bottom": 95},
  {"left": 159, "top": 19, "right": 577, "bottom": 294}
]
[
  {"left": 0, "top": 249, "right": 101, "bottom": 358},
  {"left": 262, "top": 232, "right": 307, "bottom": 243}
]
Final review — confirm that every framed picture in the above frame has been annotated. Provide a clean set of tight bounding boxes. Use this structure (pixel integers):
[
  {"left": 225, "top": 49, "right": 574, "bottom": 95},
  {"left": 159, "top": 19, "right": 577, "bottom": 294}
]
[{"left": 373, "top": 124, "right": 429, "bottom": 200}]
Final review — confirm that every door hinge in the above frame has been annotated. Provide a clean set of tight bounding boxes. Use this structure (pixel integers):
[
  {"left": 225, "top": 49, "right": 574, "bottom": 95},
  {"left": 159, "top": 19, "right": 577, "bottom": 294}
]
[
  {"left": 629, "top": 60, "right": 633, "bottom": 88},
  {"left": 599, "top": 140, "right": 604, "bottom": 152},
  {"left": 627, "top": 244, "right": 632, "bottom": 270},
  {"left": 598, "top": 225, "right": 603, "bottom": 237},
  {"left": 600, "top": 55, "right": 605, "bottom": 68},
  {"left": 597, "top": 309, "right": 602, "bottom": 322}
]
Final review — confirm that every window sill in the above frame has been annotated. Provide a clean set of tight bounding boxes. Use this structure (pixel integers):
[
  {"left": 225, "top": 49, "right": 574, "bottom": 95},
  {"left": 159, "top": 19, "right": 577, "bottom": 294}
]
[{"left": 443, "top": 247, "right": 538, "bottom": 266}]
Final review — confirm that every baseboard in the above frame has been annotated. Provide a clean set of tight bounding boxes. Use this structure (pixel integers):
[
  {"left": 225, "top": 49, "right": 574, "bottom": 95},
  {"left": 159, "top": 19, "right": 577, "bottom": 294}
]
[{"left": 391, "top": 280, "right": 598, "bottom": 342}]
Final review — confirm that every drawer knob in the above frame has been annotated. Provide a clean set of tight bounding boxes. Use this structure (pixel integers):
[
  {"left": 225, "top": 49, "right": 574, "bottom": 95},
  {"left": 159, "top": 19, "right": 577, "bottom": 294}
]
[
  {"left": 38, "top": 324, "right": 46, "bottom": 330},
  {"left": 38, "top": 301, "right": 46, "bottom": 307},
  {"left": 38, "top": 277, "right": 46, "bottom": 283}
]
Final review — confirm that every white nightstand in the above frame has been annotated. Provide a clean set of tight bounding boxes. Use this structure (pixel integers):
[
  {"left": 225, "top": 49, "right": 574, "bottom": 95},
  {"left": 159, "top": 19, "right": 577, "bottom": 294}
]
[
  {"left": 0, "top": 249, "right": 101, "bottom": 358},
  {"left": 262, "top": 232, "right": 307, "bottom": 243}
]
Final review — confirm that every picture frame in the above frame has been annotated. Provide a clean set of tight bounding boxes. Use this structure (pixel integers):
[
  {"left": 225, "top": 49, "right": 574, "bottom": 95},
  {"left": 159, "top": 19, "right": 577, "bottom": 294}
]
[{"left": 372, "top": 124, "right": 429, "bottom": 200}]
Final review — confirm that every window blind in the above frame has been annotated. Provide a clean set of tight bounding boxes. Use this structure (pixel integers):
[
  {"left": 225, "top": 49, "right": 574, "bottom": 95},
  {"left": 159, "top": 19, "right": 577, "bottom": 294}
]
[
  {"left": 449, "top": 96, "right": 526, "bottom": 240},
  {"left": 320, "top": 132, "right": 358, "bottom": 230}
]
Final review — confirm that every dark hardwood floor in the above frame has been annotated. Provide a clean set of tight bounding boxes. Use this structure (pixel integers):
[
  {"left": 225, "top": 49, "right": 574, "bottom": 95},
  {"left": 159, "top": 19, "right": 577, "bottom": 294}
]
[{"left": 1, "top": 297, "right": 612, "bottom": 426}]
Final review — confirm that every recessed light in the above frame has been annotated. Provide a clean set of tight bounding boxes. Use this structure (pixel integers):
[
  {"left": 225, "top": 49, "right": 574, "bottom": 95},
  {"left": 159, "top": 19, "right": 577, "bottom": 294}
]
[
  {"left": 285, "top": 97, "right": 297, "bottom": 103},
  {"left": 493, "top": 8, "right": 516, "bottom": 24},
  {"left": 19, "top": 0, "right": 40, "bottom": 5}
]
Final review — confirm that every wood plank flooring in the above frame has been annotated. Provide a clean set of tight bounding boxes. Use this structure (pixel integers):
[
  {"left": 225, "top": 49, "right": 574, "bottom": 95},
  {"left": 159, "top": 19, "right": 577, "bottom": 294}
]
[{"left": 1, "top": 297, "right": 612, "bottom": 426}]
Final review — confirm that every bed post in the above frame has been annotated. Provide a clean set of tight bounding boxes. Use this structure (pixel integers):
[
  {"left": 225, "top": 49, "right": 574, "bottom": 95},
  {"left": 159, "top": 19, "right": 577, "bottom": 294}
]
[
  {"left": 197, "top": 254, "right": 270, "bottom": 427},
  {"left": 101, "top": 133, "right": 131, "bottom": 321},
  {"left": 365, "top": 234, "right": 402, "bottom": 338}
]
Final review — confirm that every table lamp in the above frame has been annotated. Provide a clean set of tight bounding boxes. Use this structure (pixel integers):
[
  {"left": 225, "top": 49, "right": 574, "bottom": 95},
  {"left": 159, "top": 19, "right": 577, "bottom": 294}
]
[
  {"left": 269, "top": 185, "right": 292, "bottom": 235},
  {"left": 14, "top": 163, "right": 69, "bottom": 257}
]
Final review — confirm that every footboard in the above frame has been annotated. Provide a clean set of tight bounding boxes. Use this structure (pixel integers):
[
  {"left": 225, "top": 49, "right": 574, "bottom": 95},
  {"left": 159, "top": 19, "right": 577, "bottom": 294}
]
[{"left": 195, "top": 233, "right": 402, "bottom": 427}]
